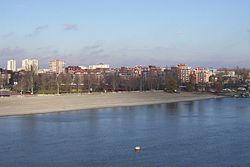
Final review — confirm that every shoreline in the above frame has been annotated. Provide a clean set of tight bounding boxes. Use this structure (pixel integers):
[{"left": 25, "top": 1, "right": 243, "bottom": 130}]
[{"left": 0, "top": 91, "right": 224, "bottom": 117}]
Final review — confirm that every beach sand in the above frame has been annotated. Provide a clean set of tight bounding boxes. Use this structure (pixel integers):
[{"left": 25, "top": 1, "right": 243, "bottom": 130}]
[{"left": 0, "top": 91, "right": 221, "bottom": 117}]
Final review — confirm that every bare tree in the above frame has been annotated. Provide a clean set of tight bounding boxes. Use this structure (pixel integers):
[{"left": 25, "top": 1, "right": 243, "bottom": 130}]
[{"left": 73, "top": 74, "right": 80, "bottom": 93}]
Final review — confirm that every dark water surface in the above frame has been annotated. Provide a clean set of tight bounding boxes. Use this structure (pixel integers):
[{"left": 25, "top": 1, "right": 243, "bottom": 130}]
[{"left": 1, "top": 98, "right": 250, "bottom": 167}]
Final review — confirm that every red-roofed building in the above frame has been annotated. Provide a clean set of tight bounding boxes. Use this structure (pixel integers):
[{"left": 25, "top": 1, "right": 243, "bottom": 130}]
[{"left": 193, "top": 67, "right": 212, "bottom": 84}]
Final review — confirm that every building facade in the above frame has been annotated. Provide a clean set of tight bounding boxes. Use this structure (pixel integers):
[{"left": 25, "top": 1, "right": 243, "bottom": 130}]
[
  {"left": 193, "top": 67, "right": 212, "bottom": 84},
  {"left": 177, "top": 64, "right": 192, "bottom": 83},
  {"left": 88, "top": 63, "right": 109, "bottom": 70},
  {"left": 22, "top": 59, "right": 39, "bottom": 73},
  {"left": 7, "top": 59, "right": 16, "bottom": 71},
  {"left": 0, "top": 68, "right": 12, "bottom": 88},
  {"left": 49, "top": 60, "right": 65, "bottom": 74}
]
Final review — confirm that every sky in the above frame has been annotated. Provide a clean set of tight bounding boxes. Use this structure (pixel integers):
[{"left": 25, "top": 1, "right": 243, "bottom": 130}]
[{"left": 0, "top": 0, "right": 250, "bottom": 68}]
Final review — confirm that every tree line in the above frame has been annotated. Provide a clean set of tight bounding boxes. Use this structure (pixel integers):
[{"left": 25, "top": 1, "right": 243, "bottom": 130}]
[{"left": 4, "top": 67, "right": 250, "bottom": 94}]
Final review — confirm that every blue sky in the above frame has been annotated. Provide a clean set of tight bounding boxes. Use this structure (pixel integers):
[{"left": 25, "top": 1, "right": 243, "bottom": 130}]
[{"left": 0, "top": 0, "right": 250, "bottom": 68}]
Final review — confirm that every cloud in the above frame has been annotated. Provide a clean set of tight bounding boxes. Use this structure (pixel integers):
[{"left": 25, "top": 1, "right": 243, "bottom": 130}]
[
  {"left": 248, "top": 29, "right": 250, "bottom": 33},
  {"left": 63, "top": 23, "right": 78, "bottom": 30},
  {"left": 1, "top": 44, "right": 250, "bottom": 69},
  {"left": 0, "top": 47, "right": 28, "bottom": 67},
  {"left": 2, "top": 32, "right": 14, "bottom": 38},
  {"left": 81, "top": 44, "right": 104, "bottom": 54},
  {"left": 0, "top": 47, "right": 26, "bottom": 56},
  {"left": 176, "top": 31, "right": 185, "bottom": 36},
  {"left": 35, "top": 25, "right": 48, "bottom": 32},
  {"left": 26, "top": 25, "right": 48, "bottom": 37},
  {"left": 54, "top": 44, "right": 107, "bottom": 65},
  {"left": 83, "top": 44, "right": 102, "bottom": 50},
  {"left": 81, "top": 44, "right": 104, "bottom": 56}
]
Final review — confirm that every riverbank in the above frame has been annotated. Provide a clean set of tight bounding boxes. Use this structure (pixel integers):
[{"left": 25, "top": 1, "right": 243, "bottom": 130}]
[{"left": 0, "top": 91, "right": 222, "bottom": 117}]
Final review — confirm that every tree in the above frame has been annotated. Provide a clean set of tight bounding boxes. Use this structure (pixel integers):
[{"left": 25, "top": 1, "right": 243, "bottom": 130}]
[
  {"left": 0, "top": 73, "right": 3, "bottom": 89},
  {"left": 187, "top": 74, "right": 196, "bottom": 92},
  {"left": 214, "top": 77, "right": 223, "bottom": 93},
  {"left": 56, "top": 73, "right": 64, "bottom": 94},
  {"left": 166, "top": 77, "right": 178, "bottom": 92},
  {"left": 15, "top": 72, "right": 29, "bottom": 94},
  {"left": 63, "top": 74, "right": 73, "bottom": 93},
  {"left": 73, "top": 74, "right": 80, "bottom": 93},
  {"left": 186, "top": 82, "right": 194, "bottom": 92}
]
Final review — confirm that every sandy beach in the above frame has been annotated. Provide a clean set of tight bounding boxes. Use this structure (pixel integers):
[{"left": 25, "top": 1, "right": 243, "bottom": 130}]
[{"left": 0, "top": 91, "right": 222, "bottom": 117}]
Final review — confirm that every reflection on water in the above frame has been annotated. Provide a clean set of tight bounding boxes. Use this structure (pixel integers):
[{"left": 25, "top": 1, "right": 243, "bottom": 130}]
[
  {"left": 1, "top": 98, "right": 250, "bottom": 167},
  {"left": 165, "top": 102, "right": 179, "bottom": 112}
]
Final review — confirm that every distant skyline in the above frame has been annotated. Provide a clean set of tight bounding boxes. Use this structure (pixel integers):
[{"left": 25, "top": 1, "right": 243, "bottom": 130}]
[{"left": 1, "top": 0, "right": 250, "bottom": 68}]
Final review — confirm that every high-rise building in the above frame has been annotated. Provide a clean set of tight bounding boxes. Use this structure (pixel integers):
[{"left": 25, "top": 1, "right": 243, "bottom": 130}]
[
  {"left": 193, "top": 67, "right": 212, "bottom": 84},
  {"left": 177, "top": 64, "right": 192, "bottom": 83},
  {"left": 49, "top": 60, "right": 65, "bottom": 74},
  {"left": 7, "top": 59, "right": 16, "bottom": 71},
  {"left": 22, "top": 59, "right": 39, "bottom": 73}
]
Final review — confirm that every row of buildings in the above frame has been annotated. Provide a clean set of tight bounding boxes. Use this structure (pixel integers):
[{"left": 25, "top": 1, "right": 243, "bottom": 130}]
[
  {"left": 1, "top": 58, "right": 250, "bottom": 93},
  {"left": 6, "top": 59, "right": 65, "bottom": 74},
  {"left": 6, "top": 59, "right": 110, "bottom": 74}
]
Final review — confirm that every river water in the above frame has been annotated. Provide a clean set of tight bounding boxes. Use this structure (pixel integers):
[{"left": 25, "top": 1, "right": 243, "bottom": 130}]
[{"left": 1, "top": 98, "right": 250, "bottom": 167}]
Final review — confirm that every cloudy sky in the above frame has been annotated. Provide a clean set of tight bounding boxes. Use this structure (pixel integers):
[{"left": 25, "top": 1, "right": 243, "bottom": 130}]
[{"left": 1, "top": 0, "right": 250, "bottom": 68}]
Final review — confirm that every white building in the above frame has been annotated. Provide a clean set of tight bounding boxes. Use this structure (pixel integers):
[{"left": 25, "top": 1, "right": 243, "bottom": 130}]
[
  {"left": 225, "top": 71, "right": 236, "bottom": 77},
  {"left": 38, "top": 68, "right": 50, "bottom": 74},
  {"left": 79, "top": 66, "right": 88, "bottom": 70},
  {"left": 22, "top": 59, "right": 39, "bottom": 73},
  {"left": 208, "top": 68, "right": 217, "bottom": 76},
  {"left": 88, "top": 63, "right": 109, "bottom": 70},
  {"left": 7, "top": 59, "right": 16, "bottom": 71},
  {"left": 49, "top": 60, "right": 65, "bottom": 74}
]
